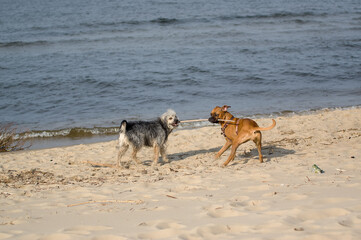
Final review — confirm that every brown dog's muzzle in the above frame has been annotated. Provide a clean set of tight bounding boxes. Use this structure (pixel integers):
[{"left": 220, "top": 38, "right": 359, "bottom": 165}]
[{"left": 208, "top": 115, "right": 219, "bottom": 124}]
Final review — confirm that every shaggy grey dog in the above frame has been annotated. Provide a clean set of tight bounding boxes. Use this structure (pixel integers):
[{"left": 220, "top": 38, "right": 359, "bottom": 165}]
[{"left": 117, "top": 109, "right": 180, "bottom": 167}]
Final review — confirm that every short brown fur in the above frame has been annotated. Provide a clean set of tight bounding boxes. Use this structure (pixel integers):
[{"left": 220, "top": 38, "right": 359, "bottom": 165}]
[{"left": 209, "top": 105, "right": 276, "bottom": 166}]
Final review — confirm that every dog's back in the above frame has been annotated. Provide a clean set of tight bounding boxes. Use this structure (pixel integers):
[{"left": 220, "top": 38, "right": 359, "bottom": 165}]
[{"left": 119, "top": 119, "right": 167, "bottom": 149}]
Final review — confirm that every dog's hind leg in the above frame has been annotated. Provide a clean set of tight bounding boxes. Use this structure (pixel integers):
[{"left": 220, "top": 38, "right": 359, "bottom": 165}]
[
  {"left": 117, "top": 144, "right": 129, "bottom": 168},
  {"left": 131, "top": 147, "right": 142, "bottom": 165},
  {"left": 117, "top": 122, "right": 129, "bottom": 168},
  {"left": 253, "top": 131, "right": 263, "bottom": 163}
]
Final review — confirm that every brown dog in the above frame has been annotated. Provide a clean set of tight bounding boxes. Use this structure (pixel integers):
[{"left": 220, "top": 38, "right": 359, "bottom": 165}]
[{"left": 208, "top": 105, "right": 276, "bottom": 166}]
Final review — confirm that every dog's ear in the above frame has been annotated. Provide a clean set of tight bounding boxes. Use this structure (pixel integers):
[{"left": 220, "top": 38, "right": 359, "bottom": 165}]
[{"left": 221, "top": 105, "right": 231, "bottom": 111}]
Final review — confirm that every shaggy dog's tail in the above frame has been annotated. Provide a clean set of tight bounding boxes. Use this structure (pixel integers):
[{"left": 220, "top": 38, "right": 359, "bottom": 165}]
[{"left": 119, "top": 120, "right": 127, "bottom": 133}]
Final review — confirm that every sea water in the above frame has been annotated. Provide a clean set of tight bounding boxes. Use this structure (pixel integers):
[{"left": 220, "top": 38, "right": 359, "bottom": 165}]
[{"left": 1, "top": 0, "right": 360, "bottom": 147}]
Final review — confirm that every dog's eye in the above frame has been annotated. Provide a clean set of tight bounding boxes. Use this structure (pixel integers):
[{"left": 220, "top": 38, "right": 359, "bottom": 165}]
[{"left": 169, "top": 117, "right": 173, "bottom": 120}]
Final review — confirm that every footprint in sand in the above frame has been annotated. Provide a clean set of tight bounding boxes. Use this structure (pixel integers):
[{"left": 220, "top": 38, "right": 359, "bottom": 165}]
[
  {"left": 62, "top": 225, "right": 113, "bottom": 235},
  {"left": 194, "top": 224, "right": 232, "bottom": 238},
  {"left": 298, "top": 208, "right": 350, "bottom": 221},
  {"left": 228, "top": 196, "right": 249, "bottom": 208},
  {"left": 187, "top": 223, "right": 258, "bottom": 239},
  {"left": 204, "top": 205, "right": 246, "bottom": 218},
  {"left": 338, "top": 214, "right": 361, "bottom": 228},
  {"left": 92, "top": 235, "right": 127, "bottom": 240},
  {"left": 229, "top": 198, "right": 269, "bottom": 212},
  {"left": 244, "top": 184, "right": 270, "bottom": 192},
  {"left": 284, "top": 193, "right": 308, "bottom": 201},
  {"left": 338, "top": 218, "right": 354, "bottom": 228},
  {"left": 312, "top": 197, "right": 352, "bottom": 205},
  {"left": 0, "top": 233, "right": 13, "bottom": 240},
  {"left": 137, "top": 220, "right": 186, "bottom": 239},
  {"left": 35, "top": 233, "right": 73, "bottom": 240}
]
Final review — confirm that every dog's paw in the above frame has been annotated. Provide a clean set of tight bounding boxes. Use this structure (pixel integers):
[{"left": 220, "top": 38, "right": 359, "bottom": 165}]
[
  {"left": 150, "top": 165, "right": 159, "bottom": 171},
  {"left": 151, "top": 161, "right": 160, "bottom": 167}
]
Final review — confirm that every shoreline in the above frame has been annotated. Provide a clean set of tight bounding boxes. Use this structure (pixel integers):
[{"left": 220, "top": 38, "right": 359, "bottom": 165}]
[
  {"left": 21, "top": 105, "right": 361, "bottom": 150},
  {"left": 1, "top": 107, "right": 360, "bottom": 239}
]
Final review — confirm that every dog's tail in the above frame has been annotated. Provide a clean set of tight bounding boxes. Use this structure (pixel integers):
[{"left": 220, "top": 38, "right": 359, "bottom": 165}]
[
  {"left": 254, "top": 119, "right": 276, "bottom": 132},
  {"left": 119, "top": 120, "right": 127, "bottom": 133}
]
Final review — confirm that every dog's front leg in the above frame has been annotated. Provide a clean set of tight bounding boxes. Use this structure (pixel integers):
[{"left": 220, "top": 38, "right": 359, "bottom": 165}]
[
  {"left": 153, "top": 145, "right": 160, "bottom": 166},
  {"left": 160, "top": 145, "right": 169, "bottom": 163},
  {"left": 222, "top": 143, "right": 240, "bottom": 167},
  {"left": 215, "top": 140, "right": 232, "bottom": 159}
]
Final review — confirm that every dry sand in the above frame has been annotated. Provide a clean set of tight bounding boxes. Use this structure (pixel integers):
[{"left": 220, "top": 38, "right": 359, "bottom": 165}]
[{"left": 1, "top": 107, "right": 360, "bottom": 240}]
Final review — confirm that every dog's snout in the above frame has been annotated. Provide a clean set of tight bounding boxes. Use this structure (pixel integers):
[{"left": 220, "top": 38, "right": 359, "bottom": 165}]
[
  {"left": 208, "top": 116, "right": 218, "bottom": 123},
  {"left": 172, "top": 117, "right": 180, "bottom": 127}
]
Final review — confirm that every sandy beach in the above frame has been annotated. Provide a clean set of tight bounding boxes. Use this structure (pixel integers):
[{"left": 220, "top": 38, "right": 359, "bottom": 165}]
[{"left": 0, "top": 107, "right": 360, "bottom": 240}]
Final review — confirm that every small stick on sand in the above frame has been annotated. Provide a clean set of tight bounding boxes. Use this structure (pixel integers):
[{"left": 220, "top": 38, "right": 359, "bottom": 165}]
[
  {"left": 67, "top": 199, "right": 144, "bottom": 207},
  {"left": 166, "top": 194, "right": 178, "bottom": 199},
  {"left": 85, "top": 161, "right": 117, "bottom": 168}
]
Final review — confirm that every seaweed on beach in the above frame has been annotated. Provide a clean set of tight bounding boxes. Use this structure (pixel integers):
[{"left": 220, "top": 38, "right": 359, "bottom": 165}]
[
  {"left": 0, "top": 169, "right": 109, "bottom": 188},
  {"left": 0, "top": 123, "right": 31, "bottom": 152},
  {"left": 0, "top": 169, "right": 56, "bottom": 186}
]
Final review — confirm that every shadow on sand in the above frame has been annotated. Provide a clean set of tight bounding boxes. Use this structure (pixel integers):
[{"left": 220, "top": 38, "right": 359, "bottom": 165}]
[
  {"left": 164, "top": 145, "right": 295, "bottom": 164},
  {"left": 234, "top": 145, "right": 296, "bottom": 165},
  {"left": 168, "top": 147, "right": 220, "bottom": 162}
]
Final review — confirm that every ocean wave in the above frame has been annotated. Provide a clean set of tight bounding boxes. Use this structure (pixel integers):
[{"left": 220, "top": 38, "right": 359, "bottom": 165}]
[
  {"left": 219, "top": 11, "right": 327, "bottom": 21},
  {"left": 94, "top": 12, "right": 326, "bottom": 28},
  {"left": 150, "top": 17, "right": 180, "bottom": 25},
  {"left": 78, "top": 18, "right": 180, "bottom": 28},
  {"left": 182, "top": 66, "right": 210, "bottom": 74},
  {"left": 0, "top": 40, "right": 49, "bottom": 48},
  {"left": 341, "top": 41, "right": 361, "bottom": 49},
  {"left": 20, "top": 127, "right": 120, "bottom": 139}
]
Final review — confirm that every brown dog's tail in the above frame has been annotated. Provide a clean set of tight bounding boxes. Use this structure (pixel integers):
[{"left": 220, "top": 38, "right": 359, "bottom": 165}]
[{"left": 254, "top": 119, "right": 276, "bottom": 132}]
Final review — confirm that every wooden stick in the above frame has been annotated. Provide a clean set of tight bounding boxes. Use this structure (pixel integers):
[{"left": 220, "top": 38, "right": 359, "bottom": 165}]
[
  {"left": 180, "top": 119, "right": 208, "bottom": 123},
  {"left": 85, "top": 161, "right": 117, "bottom": 168},
  {"left": 67, "top": 199, "right": 143, "bottom": 207},
  {"left": 166, "top": 194, "right": 178, "bottom": 199},
  {"left": 181, "top": 119, "right": 235, "bottom": 123},
  {"left": 217, "top": 119, "right": 235, "bottom": 123}
]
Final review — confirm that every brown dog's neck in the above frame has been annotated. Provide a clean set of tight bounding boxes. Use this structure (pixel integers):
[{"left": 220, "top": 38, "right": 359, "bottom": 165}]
[{"left": 220, "top": 112, "right": 235, "bottom": 126}]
